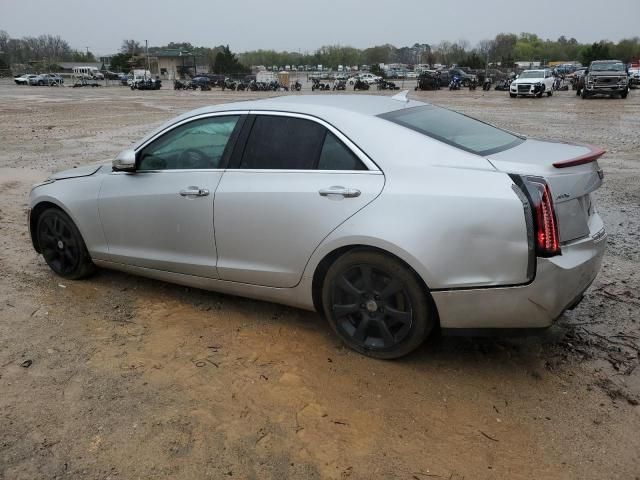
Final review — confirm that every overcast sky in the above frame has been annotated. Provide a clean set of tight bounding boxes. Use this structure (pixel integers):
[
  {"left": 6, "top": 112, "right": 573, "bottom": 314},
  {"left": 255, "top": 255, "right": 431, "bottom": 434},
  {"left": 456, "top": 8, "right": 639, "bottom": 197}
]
[{"left": 1, "top": 0, "right": 639, "bottom": 55}]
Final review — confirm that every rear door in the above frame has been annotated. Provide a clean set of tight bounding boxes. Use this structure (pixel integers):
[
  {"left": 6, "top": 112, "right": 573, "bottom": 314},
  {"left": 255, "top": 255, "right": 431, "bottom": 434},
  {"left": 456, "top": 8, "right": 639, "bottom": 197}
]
[{"left": 214, "top": 112, "right": 385, "bottom": 288}]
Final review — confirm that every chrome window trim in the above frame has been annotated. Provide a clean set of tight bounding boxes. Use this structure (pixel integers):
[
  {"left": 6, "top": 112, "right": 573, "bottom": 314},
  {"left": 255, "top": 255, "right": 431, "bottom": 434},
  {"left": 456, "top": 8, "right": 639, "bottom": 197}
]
[
  {"left": 223, "top": 169, "right": 383, "bottom": 175},
  {"left": 131, "top": 109, "right": 380, "bottom": 173}
]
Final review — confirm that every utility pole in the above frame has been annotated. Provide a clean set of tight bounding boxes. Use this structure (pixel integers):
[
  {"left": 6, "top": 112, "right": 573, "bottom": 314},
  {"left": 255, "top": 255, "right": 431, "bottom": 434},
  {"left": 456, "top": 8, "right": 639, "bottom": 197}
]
[{"left": 145, "top": 40, "right": 150, "bottom": 77}]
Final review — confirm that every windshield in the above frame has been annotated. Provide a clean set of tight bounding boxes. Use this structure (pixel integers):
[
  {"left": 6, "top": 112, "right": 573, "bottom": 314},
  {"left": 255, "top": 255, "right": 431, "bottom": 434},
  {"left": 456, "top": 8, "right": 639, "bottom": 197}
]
[
  {"left": 519, "top": 71, "right": 544, "bottom": 78},
  {"left": 379, "top": 105, "right": 523, "bottom": 156},
  {"left": 591, "top": 62, "right": 625, "bottom": 72}
]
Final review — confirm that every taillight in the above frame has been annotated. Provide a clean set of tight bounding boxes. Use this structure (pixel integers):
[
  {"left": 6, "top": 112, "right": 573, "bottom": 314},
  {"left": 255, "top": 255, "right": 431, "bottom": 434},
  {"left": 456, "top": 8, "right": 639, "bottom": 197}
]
[{"left": 511, "top": 175, "right": 561, "bottom": 258}]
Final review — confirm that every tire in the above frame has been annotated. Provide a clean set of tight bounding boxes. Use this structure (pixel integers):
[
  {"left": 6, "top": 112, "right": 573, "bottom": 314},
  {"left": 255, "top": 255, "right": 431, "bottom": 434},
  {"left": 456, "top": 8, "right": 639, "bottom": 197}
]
[
  {"left": 581, "top": 88, "right": 589, "bottom": 99},
  {"left": 547, "top": 90, "right": 553, "bottom": 97},
  {"left": 509, "top": 93, "right": 516, "bottom": 98},
  {"left": 536, "top": 86, "right": 544, "bottom": 98},
  {"left": 321, "top": 250, "right": 435, "bottom": 359},
  {"left": 621, "top": 89, "right": 628, "bottom": 99},
  {"left": 36, "top": 208, "right": 95, "bottom": 280}
]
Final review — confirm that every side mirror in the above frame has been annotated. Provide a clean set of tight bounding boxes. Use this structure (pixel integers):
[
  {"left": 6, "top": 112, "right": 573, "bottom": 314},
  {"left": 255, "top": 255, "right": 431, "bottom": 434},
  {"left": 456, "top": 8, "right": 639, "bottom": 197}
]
[{"left": 113, "top": 148, "right": 136, "bottom": 172}]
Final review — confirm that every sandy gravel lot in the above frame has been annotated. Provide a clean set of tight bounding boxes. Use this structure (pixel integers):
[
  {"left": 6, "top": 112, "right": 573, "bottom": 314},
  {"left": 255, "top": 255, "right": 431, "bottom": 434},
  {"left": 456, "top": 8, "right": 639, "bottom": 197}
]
[{"left": 0, "top": 80, "right": 639, "bottom": 480}]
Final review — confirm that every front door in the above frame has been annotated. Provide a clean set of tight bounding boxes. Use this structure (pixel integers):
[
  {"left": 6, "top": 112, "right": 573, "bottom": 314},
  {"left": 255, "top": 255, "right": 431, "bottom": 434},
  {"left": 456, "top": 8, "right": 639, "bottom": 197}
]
[
  {"left": 214, "top": 113, "right": 385, "bottom": 288},
  {"left": 98, "top": 114, "right": 242, "bottom": 278}
]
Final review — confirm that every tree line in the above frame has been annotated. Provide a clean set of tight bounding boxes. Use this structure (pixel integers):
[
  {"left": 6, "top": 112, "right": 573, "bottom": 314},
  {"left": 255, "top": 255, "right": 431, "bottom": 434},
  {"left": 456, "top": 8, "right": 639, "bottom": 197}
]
[
  {"left": 2, "top": 31, "right": 639, "bottom": 74},
  {"left": 239, "top": 34, "right": 640, "bottom": 69},
  {"left": 0, "top": 31, "right": 96, "bottom": 70}
]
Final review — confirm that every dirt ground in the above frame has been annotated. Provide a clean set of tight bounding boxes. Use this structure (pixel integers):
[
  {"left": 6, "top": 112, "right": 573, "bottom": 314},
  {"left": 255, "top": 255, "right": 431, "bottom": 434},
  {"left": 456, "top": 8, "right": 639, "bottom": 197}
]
[{"left": 0, "top": 80, "right": 639, "bottom": 480}]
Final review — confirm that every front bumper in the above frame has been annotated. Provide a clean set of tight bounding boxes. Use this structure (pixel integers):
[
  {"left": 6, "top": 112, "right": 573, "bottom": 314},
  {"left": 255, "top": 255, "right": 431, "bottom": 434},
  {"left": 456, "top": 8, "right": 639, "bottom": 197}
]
[
  {"left": 510, "top": 83, "right": 544, "bottom": 96},
  {"left": 432, "top": 214, "right": 606, "bottom": 329}
]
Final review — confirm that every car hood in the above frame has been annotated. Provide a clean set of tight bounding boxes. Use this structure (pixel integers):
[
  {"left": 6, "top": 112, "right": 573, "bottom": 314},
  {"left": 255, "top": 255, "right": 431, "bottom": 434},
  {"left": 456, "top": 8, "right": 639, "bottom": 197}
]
[
  {"left": 49, "top": 162, "right": 109, "bottom": 180},
  {"left": 512, "top": 77, "right": 543, "bottom": 84}
]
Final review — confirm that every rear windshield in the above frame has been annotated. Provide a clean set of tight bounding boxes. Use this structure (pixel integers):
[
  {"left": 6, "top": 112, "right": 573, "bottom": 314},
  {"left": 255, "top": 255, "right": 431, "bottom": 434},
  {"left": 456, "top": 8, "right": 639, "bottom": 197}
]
[{"left": 379, "top": 105, "right": 523, "bottom": 156}]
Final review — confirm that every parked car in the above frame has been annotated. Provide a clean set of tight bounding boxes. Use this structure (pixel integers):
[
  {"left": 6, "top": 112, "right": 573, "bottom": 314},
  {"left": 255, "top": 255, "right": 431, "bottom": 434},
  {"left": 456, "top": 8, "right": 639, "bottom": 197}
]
[
  {"left": 629, "top": 66, "right": 640, "bottom": 89},
  {"left": 579, "top": 60, "right": 629, "bottom": 99},
  {"left": 348, "top": 73, "right": 381, "bottom": 85},
  {"left": 42, "top": 73, "right": 64, "bottom": 85},
  {"left": 28, "top": 74, "right": 46, "bottom": 86},
  {"left": 28, "top": 95, "right": 606, "bottom": 359},
  {"left": 189, "top": 76, "right": 211, "bottom": 91},
  {"left": 414, "top": 70, "right": 442, "bottom": 91},
  {"left": 14, "top": 74, "right": 36, "bottom": 85},
  {"left": 569, "top": 68, "right": 587, "bottom": 90},
  {"left": 448, "top": 68, "right": 477, "bottom": 87},
  {"left": 509, "top": 69, "right": 555, "bottom": 97}
]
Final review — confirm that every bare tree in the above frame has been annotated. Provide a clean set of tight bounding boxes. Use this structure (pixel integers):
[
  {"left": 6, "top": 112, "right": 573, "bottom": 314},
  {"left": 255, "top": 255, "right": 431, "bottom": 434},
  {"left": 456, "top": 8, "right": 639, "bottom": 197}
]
[{"left": 121, "top": 39, "right": 141, "bottom": 56}]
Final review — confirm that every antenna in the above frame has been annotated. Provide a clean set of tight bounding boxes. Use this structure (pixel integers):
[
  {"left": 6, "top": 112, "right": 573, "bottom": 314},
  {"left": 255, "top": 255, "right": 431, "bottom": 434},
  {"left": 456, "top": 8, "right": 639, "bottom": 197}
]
[{"left": 391, "top": 90, "right": 410, "bottom": 103}]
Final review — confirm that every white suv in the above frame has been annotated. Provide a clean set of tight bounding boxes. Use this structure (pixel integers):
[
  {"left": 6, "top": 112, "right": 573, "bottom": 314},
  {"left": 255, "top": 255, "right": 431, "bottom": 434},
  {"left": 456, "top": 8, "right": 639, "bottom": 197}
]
[
  {"left": 510, "top": 69, "right": 554, "bottom": 97},
  {"left": 349, "top": 72, "right": 381, "bottom": 85}
]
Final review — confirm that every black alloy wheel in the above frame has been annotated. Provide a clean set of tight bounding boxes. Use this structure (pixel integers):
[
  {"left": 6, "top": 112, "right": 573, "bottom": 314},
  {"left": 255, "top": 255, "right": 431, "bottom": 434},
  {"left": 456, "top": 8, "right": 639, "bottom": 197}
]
[
  {"left": 37, "top": 208, "right": 95, "bottom": 279},
  {"left": 322, "top": 250, "right": 434, "bottom": 359}
]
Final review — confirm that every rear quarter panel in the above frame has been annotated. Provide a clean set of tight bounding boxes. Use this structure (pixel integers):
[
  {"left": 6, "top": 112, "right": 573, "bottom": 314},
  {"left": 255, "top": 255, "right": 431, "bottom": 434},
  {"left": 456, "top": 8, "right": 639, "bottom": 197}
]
[{"left": 305, "top": 164, "right": 530, "bottom": 290}]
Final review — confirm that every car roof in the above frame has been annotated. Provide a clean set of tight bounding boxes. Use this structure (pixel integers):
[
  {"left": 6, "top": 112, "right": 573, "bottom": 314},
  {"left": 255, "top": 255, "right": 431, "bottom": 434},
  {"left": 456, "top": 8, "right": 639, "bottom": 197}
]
[{"left": 134, "top": 95, "right": 428, "bottom": 149}]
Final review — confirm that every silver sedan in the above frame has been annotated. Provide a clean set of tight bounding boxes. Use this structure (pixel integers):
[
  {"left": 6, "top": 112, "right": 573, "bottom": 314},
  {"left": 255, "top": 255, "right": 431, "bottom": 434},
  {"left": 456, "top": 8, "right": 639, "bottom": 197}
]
[{"left": 28, "top": 94, "right": 606, "bottom": 358}]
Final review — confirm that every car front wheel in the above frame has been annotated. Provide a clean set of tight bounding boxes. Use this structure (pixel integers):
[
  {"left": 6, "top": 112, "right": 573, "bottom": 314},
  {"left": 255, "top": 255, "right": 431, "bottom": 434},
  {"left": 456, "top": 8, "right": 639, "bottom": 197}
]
[
  {"left": 322, "top": 250, "right": 435, "bottom": 359},
  {"left": 36, "top": 208, "right": 95, "bottom": 280}
]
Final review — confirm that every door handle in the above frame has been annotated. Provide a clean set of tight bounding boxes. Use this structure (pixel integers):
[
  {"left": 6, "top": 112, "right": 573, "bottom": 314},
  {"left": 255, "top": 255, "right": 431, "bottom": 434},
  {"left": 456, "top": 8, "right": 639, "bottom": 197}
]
[
  {"left": 319, "top": 186, "right": 361, "bottom": 198},
  {"left": 179, "top": 187, "right": 210, "bottom": 197}
]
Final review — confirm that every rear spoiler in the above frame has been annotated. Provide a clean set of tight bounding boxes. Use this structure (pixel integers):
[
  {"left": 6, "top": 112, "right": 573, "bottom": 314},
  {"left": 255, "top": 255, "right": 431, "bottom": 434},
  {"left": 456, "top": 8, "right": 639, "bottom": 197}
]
[{"left": 552, "top": 144, "right": 606, "bottom": 168}]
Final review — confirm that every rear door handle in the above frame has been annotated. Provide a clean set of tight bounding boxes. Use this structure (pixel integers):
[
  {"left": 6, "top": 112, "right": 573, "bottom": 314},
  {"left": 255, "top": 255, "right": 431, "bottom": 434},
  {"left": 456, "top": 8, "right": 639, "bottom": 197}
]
[
  {"left": 179, "top": 186, "right": 210, "bottom": 197},
  {"left": 319, "top": 186, "right": 361, "bottom": 198}
]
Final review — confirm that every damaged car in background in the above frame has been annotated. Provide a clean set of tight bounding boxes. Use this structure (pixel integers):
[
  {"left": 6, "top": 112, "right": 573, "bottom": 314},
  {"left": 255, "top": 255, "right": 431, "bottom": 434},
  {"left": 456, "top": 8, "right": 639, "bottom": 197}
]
[
  {"left": 27, "top": 95, "right": 607, "bottom": 359},
  {"left": 510, "top": 69, "right": 555, "bottom": 97}
]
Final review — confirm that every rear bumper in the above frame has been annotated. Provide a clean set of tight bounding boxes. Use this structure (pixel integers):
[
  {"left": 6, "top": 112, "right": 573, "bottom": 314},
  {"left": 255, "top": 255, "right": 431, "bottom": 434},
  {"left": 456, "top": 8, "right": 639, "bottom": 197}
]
[{"left": 432, "top": 216, "right": 606, "bottom": 330}]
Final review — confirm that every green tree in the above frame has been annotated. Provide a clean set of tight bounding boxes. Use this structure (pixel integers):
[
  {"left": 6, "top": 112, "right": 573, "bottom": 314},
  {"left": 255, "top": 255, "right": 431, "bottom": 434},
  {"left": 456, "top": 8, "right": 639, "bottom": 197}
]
[
  {"left": 579, "top": 41, "right": 612, "bottom": 65},
  {"left": 213, "top": 45, "right": 247, "bottom": 74}
]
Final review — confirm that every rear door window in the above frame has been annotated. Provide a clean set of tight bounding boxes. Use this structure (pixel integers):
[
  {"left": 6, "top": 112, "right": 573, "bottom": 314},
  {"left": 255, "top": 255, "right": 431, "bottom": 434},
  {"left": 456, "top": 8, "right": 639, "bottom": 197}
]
[
  {"left": 318, "top": 132, "right": 366, "bottom": 170},
  {"left": 240, "top": 116, "right": 326, "bottom": 169}
]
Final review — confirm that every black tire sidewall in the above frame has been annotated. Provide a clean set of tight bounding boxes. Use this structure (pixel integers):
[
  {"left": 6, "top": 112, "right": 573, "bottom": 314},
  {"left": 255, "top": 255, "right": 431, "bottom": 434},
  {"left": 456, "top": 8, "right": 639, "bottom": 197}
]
[
  {"left": 37, "top": 208, "right": 95, "bottom": 280},
  {"left": 321, "top": 250, "right": 434, "bottom": 359}
]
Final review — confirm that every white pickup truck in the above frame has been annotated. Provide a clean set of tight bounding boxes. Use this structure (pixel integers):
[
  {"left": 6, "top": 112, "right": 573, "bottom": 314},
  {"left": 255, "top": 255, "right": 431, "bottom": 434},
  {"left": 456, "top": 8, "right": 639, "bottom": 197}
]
[{"left": 509, "top": 69, "right": 554, "bottom": 97}]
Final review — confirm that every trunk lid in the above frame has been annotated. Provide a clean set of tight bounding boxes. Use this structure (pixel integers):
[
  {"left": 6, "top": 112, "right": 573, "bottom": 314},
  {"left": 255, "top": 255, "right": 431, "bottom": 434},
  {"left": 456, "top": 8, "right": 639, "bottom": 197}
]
[{"left": 486, "top": 139, "right": 604, "bottom": 243}]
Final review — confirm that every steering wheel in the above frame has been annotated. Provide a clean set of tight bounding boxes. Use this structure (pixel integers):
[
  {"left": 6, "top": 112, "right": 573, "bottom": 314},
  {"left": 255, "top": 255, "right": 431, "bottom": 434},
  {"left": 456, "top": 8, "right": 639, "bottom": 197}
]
[{"left": 177, "top": 148, "right": 209, "bottom": 169}]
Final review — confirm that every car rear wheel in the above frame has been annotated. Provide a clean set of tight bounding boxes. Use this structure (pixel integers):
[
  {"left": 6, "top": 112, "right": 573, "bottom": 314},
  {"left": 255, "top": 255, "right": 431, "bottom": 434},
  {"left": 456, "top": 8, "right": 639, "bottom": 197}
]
[
  {"left": 36, "top": 208, "right": 95, "bottom": 280},
  {"left": 322, "top": 250, "right": 435, "bottom": 359}
]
